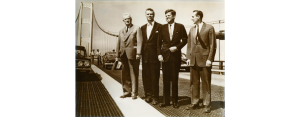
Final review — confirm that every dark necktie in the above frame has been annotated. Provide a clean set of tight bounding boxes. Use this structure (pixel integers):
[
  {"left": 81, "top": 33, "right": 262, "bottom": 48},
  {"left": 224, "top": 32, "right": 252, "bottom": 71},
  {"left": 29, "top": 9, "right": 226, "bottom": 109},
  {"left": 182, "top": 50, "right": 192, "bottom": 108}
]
[
  {"left": 196, "top": 25, "right": 200, "bottom": 42},
  {"left": 126, "top": 27, "right": 128, "bottom": 33}
]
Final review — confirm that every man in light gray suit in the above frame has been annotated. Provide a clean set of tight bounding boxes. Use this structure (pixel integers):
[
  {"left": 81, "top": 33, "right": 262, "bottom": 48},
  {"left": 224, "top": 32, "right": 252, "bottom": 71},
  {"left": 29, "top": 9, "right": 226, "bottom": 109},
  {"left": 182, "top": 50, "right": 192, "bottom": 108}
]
[
  {"left": 116, "top": 13, "right": 143, "bottom": 99},
  {"left": 186, "top": 10, "right": 216, "bottom": 113}
]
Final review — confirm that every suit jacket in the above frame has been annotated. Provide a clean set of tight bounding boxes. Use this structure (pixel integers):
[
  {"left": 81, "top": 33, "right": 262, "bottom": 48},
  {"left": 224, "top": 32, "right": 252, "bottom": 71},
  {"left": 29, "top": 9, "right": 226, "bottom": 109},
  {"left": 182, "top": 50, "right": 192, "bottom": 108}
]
[
  {"left": 186, "top": 22, "right": 216, "bottom": 67},
  {"left": 158, "top": 23, "right": 188, "bottom": 63},
  {"left": 141, "top": 22, "right": 162, "bottom": 63},
  {"left": 116, "top": 24, "right": 143, "bottom": 59}
]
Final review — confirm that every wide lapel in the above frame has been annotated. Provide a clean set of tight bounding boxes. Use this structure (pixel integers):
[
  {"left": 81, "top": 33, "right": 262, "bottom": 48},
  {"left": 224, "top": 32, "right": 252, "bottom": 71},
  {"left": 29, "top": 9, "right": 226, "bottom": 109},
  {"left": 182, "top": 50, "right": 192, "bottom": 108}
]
[
  {"left": 192, "top": 25, "right": 197, "bottom": 44},
  {"left": 121, "top": 27, "right": 126, "bottom": 41},
  {"left": 198, "top": 23, "right": 208, "bottom": 48},
  {"left": 199, "top": 23, "right": 206, "bottom": 38},
  {"left": 170, "top": 23, "right": 179, "bottom": 43},
  {"left": 194, "top": 25, "right": 197, "bottom": 38},
  {"left": 166, "top": 24, "right": 171, "bottom": 42},
  {"left": 148, "top": 22, "right": 158, "bottom": 41},
  {"left": 142, "top": 25, "right": 147, "bottom": 42},
  {"left": 123, "top": 24, "right": 134, "bottom": 42}
]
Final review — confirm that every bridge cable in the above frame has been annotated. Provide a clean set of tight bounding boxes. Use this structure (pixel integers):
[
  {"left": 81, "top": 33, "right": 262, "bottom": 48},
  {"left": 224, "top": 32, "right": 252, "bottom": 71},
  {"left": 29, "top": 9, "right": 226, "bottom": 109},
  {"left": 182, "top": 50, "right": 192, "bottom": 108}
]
[{"left": 92, "top": 5, "right": 118, "bottom": 37}]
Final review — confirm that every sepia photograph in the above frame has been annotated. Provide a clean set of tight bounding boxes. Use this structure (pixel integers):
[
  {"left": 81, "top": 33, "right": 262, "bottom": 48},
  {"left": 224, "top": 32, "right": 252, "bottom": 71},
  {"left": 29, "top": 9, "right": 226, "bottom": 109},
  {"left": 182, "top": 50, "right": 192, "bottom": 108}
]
[{"left": 75, "top": 0, "right": 224, "bottom": 116}]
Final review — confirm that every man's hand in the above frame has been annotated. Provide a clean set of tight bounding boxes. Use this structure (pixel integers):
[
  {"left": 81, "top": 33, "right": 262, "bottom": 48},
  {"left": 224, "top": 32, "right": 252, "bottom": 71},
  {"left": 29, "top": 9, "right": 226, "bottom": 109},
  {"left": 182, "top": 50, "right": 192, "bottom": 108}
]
[
  {"left": 206, "top": 60, "right": 212, "bottom": 67},
  {"left": 158, "top": 55, "right": 164, "bottom": 62},
  {"left": 169, "top": 46, "right": 178, "bottom": 52},
  {"left": 136, "top": 55, "right": 141, "bottom": 60},
  {"left": 186, "top": 59, "right": 190, "bottom": 66}
]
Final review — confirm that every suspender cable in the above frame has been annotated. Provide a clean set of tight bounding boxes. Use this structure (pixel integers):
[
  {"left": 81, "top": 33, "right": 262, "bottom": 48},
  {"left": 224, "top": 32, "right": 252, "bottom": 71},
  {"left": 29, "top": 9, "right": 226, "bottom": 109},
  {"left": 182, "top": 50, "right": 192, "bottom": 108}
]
[
  {"left": 219, "top": 20, "right": 221, "bottom": 61},
  {"left": 79, "top": 3, "right": 83, "bottom": 46},
  {"left": 91, "top": 3, "right": 94, "bottom": 51},
  {"left": 92, "top": 8, "right": 118, "bottom": 37}
]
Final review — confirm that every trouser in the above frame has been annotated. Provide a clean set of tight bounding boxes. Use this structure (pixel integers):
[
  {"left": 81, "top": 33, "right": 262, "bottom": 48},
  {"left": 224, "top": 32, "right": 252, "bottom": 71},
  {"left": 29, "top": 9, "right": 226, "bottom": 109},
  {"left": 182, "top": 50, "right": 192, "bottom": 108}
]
[
  {"left": 121, "top": 53, "right": 140, "bottom": 96},
  {"left": 190, "top": 60, "right": 212, "bottom": 107},
  {"left": 142, "top": 61, "right": 160, "bottom": 100},
  {"left": 162, "top": 60, "right": 180, "bottom": 105}
]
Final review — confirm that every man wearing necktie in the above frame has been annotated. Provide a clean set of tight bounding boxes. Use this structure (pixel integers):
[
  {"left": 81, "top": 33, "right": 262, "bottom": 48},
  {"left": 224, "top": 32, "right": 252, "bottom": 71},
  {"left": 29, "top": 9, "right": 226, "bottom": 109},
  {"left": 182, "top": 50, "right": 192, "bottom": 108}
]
[
  {"left": 116, "top": 13, "right": 143, "bottom": 100},
  {"left": 185, "top": 10, "right": 216, "bottom": 113},
  {"left": 140, "top": 8, "right": 162, "bottom": 105},
  {"left": 157, "top": 9, "right": 187, "bottom": 108}
]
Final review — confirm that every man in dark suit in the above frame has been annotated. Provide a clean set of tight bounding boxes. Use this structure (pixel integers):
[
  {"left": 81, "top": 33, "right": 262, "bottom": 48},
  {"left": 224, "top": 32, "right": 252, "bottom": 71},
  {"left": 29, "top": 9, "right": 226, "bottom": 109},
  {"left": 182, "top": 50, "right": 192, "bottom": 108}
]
[
  {"left": 116, "top": 13, "right": 143, "bottom": 100},
  {"left": 158, "top": 9, "right": 187, "bottom": 108},
  {"left": 186, "top": 10, "right": 216, "bottom": 113},
  {"left": 141, "top": 8, "right": 162, "bottom": 105}
]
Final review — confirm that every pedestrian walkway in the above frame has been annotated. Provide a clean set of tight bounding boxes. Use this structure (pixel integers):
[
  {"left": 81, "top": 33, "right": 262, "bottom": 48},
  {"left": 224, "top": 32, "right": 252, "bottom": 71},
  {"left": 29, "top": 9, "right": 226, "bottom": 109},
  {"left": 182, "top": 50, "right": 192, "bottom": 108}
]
[{"left": 91, "top": 65, "right": 165, "bottom": 117}]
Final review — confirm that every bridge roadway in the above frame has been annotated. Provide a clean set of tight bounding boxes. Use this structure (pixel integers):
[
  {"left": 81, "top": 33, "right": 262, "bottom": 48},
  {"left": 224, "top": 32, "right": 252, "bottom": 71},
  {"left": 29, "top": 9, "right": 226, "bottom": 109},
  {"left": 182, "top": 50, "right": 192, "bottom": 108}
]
[{"left": 76, "top": 62, "right": 225, "bottom": 117}]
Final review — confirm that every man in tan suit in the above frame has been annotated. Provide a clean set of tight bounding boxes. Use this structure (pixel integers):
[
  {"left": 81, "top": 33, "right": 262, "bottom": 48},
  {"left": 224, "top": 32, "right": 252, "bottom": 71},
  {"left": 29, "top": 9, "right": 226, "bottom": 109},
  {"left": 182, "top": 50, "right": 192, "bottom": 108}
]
[
  {"left": 186, "top": 10, "right": 216, "bottom": 113},
  {"left": 116, "top": 13, "right": 143, "bottom": 99}
]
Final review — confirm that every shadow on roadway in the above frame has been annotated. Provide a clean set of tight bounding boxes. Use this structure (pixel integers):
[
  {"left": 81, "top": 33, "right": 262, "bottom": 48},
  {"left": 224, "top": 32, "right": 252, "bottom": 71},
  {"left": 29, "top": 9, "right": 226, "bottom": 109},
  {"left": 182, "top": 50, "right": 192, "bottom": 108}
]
[{"left": 76, "top": 70, "right": 102, "bottom": 82}]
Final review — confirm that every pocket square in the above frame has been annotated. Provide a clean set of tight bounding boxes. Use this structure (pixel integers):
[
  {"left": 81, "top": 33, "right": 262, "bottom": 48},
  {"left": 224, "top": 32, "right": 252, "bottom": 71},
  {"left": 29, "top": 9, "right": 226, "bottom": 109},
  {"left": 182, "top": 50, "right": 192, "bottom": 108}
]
[
  {"left": 176, "top": 32, "right": 178, "bottom": 33},
  {"left": 156, "top": 31, "right": 158, "bottom": 33}
]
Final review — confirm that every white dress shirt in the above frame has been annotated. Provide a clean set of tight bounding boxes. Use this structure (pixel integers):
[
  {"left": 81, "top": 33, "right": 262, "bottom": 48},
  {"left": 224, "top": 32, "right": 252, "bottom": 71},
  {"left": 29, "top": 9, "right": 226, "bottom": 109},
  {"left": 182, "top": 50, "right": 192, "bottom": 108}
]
[
  {"left": 168, "top": 22, "right": 175, "bottom": 40},
  {"left": 147, "top": 21, "right": 154, "bottom": 40}
]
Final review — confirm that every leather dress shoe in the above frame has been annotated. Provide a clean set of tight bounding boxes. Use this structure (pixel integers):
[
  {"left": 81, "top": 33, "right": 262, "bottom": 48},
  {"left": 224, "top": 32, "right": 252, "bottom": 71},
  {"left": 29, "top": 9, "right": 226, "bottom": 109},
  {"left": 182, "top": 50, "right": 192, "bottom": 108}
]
[
  {"left": 199, "top": 103, "right": 203, "bottom": 107},
  {"left": 186, "top": 104, "right": 199, "bottom": 110},
  {"left": 152, "top": 100, "right": 158, "bottom": 105},
  {"left": 203, "top": 106, "right": 211, "bottom": 113},
  {"left": 173, "top": 103, "right": 179, "bottom": 108},
  {"left": 120, "top": 94, "right": 131, "bottom": 98},
  {"left": 145, "top": 97, "right": 152, "bottom": 103},
  {"left": 159, "top": 103, "right": 170, "bottom": 107},
  {"left": 132, "top": 94, "right": 138, "bottom": 100}
]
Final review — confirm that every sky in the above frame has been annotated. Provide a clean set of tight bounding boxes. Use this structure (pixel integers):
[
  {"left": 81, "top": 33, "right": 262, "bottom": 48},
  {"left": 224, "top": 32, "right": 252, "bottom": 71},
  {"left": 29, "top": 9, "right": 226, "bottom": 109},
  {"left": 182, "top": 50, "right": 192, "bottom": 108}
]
[
  {"left": 76, "top": 0, "right": 225, "bottom": 60},
  {"left": 76, "top": 1, "right": 225, "bottom": 32}
]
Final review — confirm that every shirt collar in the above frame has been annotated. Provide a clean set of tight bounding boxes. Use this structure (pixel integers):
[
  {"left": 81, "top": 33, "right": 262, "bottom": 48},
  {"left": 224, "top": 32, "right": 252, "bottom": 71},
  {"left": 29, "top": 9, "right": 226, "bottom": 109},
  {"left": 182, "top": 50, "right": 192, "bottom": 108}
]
[
  {"left": 126, "top": 24, "right": 133, "bottom": 28},
  {"left": 168, "top": 22, "right": 175, "bottom": 26},
  {"left": 195, "top": 21, "right": 203, "bottom": 27},
  {"left": 147, "top": 21, "right": 155, "bottom": 26}
]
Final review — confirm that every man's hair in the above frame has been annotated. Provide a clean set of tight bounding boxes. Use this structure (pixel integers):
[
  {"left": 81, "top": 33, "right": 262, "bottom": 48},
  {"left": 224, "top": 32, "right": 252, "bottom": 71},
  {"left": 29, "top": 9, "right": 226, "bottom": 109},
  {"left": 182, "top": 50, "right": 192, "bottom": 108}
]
[
  {"left": 193, "top": 10, "right": 203, "bottom": 20},
  {"left": 165, "top": 9, "right": 176, "bottom": 16},
  {"left": 145, "top": 8, "right": 155, "bottom": 15},
  {"left": 123, "top": 13, "right": 132, "bottom": 19}
]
